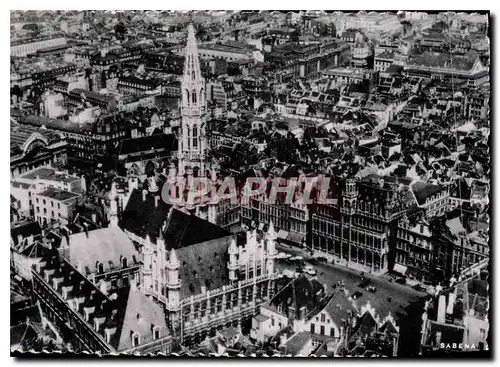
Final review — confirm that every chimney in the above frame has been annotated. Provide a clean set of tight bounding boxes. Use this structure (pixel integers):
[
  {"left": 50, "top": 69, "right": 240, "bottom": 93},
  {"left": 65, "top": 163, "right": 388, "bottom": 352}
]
[
  {"left": 155, "top": 195, "right": 160, "bottom": 208},
  {"left": 446, "top": 292, "right": 456, "bottom": 315},
  {"left": 52, "top": 277, "right": 63, "bottom": 291},
  {"left": 289, "top": 306, "right": 296, "bottom": 320},
  {"left": 99, "top": 280, "right": 108, "bottom": 295},
  {"left": 17, "top": 234, "right": 23, "bottom": 245},
  {"left": 437, "top": 295, "right": 446, "bottom": 323},
  {"left": 105, "top": 327, "right": 116, "bottom": 343},
  {"left": 142, "top": 189, "right": 148, "bottom": 202},
  {"left": 299, "top": 306, "right": 306, "bottom": 319},
  {"left": 92, "top": 213, "right": 97, "bottom": 223},
  {"left": 84, "top": 223, "right": 89, "bottom": 238},
  {"left": 84, "top": 306, "right": 95, "bottom": 320},
  {"left": 27, "top": 235, "right": 34, "bottom": 245}
]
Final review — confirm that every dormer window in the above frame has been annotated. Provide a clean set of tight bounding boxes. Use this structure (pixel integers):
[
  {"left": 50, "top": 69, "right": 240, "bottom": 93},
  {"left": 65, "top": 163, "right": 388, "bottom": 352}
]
[
  {"left": 153, "top": 326, "right": 161, "bottom": 340},
  {"left": 96, "top": 262, "right": 104, "bottom": 274},
  {"left": 121, "top": 256, "right": 128, "bottom": 268},
  {"left": 94, "top": 318, "right": 101, "bottom": 332},
  {"left": 132, "top": 332, "right": 140, "bottom": 347}
]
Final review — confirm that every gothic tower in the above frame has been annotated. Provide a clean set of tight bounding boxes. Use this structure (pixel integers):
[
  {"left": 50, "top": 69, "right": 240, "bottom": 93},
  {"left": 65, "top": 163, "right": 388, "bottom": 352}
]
[{"left": 178, "top": 23, "right": 207, "bottom": 177}]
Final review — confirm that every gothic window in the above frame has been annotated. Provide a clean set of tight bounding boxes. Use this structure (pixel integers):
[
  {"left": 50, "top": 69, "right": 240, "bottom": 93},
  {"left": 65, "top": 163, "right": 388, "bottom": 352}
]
[
  {"left": 193, "top": 126, "right": 198, "bottom": 148},
  {"left": 192, "top": 92, "right": 197, "bottom": 104}
]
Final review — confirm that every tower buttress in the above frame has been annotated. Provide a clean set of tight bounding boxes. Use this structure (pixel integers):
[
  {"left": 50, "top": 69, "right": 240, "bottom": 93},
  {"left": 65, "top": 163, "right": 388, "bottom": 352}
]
[
  {"left": 228, "top": 238, "right": 239, "bottom": 282},
  {"left": 166, "top": 248, "right": 181, "bottom": 311},
  {"left": 266, "top": 221, "right": 277, "bottom": 275},
  {"left": 141, "top": 234, "right": 153, "bottom": 293},
  {"left": 108, "top": 182, "right": 119, "bottom": 227}
]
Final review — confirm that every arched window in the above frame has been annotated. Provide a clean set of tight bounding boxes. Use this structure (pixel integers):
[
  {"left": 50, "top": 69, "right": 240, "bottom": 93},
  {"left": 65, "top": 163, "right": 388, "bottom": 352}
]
[
  {"left": 192, "top": 126, "right": 198, "bottom": 148},
  {"left": 192, "top": 92, "right": 197, "bottom": 104},
  {"left": 131, "top": 332, "right": 140, "bottom": 347}
]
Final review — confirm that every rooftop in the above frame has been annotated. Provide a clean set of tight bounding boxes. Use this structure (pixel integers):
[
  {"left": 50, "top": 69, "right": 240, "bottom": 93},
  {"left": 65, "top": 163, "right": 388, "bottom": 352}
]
[
  {"left": 21, "top": 167, "right": 80, "bottom": 184},
  {"left": 66, "top": 226, "right": 139, "bottom": 275},
  {"left": 36, "top": 187, "right": 80, "bottom": 201}
]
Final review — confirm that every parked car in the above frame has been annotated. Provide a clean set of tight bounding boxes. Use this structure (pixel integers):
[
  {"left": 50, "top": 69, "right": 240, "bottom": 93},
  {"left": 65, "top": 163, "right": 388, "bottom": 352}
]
[
  {"left": 305, "top": 268, "right": 317, "bottom": 276},
  {"left": 359, "top": 278, "right": 370, "bottom": 287},
  {"left": 308, "top": 258, "right": 319, "bottom": 265},
  {"left": 353, "top": 291, "right": 363, "bottom": 299},
  {"left": 412, "top": 284, "right": 426, "bottom": 292},
  {"left": 316, "top": 257, "right": 328, "bottom": 263},
  {"left": 395, "top": 278, "right": 406, "bottom": 285},
  {"left": 303, "top": 265, "right": 317, "bottom": 276},
  {"left": 366, "top": 286, "right": 377, "bottom": 293}
]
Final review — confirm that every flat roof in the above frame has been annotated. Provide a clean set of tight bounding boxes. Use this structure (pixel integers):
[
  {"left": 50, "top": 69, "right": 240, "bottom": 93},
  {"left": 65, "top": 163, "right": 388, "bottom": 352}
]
[
  {"left": 36, "top": 187, "right": 79, "bottom": 201},
  {"left": 21, "top": 167, "right": 80, "bottom": 183}
]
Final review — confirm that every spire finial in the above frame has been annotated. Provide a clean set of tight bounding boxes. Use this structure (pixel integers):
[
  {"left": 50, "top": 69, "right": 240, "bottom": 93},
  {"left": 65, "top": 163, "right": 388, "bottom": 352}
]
[{"left": 169, "top": 248, "right": 179, "bottom": 266}]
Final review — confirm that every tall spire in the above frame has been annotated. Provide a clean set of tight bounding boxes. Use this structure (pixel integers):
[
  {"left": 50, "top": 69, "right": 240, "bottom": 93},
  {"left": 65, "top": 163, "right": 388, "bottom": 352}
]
[
  {"left": 178, "top": 21, "right": 206, "bottom": 177},
  {"left": 181, "top": 22, "right": 205, "bottom": 117},
  {"left": 168, "top": 248, "right": 180, "bottom": 268},
  {"left": 183, "top": 23, "right": 202, "bottom": 91}
]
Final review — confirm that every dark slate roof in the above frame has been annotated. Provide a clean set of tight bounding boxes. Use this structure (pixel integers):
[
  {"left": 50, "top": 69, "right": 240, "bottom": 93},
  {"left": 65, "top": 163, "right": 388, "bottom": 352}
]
[
  {"left": 11, "top": 221, "right": 42, "bottom": 246},
  {"left": 350, "top": 311, "right": 377, "bottom": 339},
  {"left": 120, "top": 189, "right": 230, "bottom": 249},
  {"left": 120, "top": 188, "right": 173, "bottom": 243},
  {"left": 177, "top": 236, "right": 231, "bottom": 298},
  {"left": 163, "top": 208, "right": 231, "bottom": 250},
  {"left": 412, "top": 181, "right": 443, "bottom": 205},
  {"left": 118, "top": 133, "right": 178, "bottom": 156},
  {"left": 379, "top": 319, "right": 398, "bottom": 335},
  {"left": 269, "top": 275, "right": 325, "bottom": 319}
]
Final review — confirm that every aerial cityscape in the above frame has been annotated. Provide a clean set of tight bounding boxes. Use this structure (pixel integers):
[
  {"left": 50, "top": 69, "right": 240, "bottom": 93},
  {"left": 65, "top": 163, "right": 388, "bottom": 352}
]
[{"left": 10, "top": 10, "right": 490, "bottom": 357}]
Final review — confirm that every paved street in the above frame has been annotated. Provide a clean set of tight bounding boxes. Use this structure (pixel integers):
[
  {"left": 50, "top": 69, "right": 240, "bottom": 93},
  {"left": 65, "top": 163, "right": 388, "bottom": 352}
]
[{"left": 276, "top": 243, "right": 430, "bottom": 356}]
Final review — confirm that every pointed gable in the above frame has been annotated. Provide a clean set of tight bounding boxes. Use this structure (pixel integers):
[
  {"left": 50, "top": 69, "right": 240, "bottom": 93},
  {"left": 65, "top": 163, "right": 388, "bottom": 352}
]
[
  {"left": 163, "top": 208, "right": 230, "bottom": 250},
  {"left": 379, "top": 319, "right": 398, "bottom": 335},
  {"left": 114, "top": 287, "right": 169, "bottom": 352},
  {"left": 120, "top": 188, "right": 172, "bottom": 244},
  {"left": 351, "top": 310, "right": 378, "bottom": 339}
]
